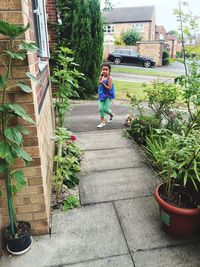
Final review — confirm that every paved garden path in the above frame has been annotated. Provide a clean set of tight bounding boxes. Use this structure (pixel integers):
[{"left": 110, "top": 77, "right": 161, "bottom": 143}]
[{"left": 1, "top": 102, "right": 200, "bottom": 267}]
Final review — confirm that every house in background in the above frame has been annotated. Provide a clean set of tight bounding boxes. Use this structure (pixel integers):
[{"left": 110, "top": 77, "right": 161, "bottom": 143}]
[
  {"left": 155, "top": 25, "right": 182, "bottom": 58},
  {"left": 103, "top": 6, "right": 156, "bottom": 44},
  {"left": 103, "top": 6, "right": 164, "bottom": 66}
]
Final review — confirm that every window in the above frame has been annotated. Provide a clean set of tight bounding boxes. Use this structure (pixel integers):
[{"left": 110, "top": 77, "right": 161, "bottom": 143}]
[
  {"left": 130, "top": 51, "right": 139, "bottom": 57},
  {"left": 32, "top": 0, "right": 49, "bottom": 59},
  {"left": 104, "top": 25, "right": 115, "bottom": 33},
  {"left": 133, "top": 23, "right": 144, "bottom": 33},
  {"left": 121, "top": 50, "right": 130, "bottom": 55}
]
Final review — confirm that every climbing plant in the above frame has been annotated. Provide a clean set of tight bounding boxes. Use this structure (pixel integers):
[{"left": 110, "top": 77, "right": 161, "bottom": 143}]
[{"left": 0, "top": 21, "right": 38, "bottom": 238}]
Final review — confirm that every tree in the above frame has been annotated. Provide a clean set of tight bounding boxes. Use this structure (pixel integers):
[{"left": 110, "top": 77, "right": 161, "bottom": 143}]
[
  {"left": 101, "top": 0, "right": 113, "bottom": 12},
  {"left": 121, "top": 29, "right": 142, "bottom": 45},
  {"left": 89, "top": 0, "right": 104, "bottom": 91},
  {"left": 173, "top": 1, "right": 200, "bottom": 46},
  {"left": 56, "top": 0, "right": 79, "bottom": 47},
  {"left": 71, "top": 0, "right": 103, "bottom": 97}
]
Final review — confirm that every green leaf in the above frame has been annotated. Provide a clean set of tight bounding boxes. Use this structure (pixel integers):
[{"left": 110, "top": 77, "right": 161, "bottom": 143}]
[
  {"left": 18, "top": 42, "right": 38, "bottom": 52},
  {"left": 17, "top": 82, "right": 32, "bottom": 93},
  {"left": 13, "top": 146, "right": 32, "bottom": 162},
  {"left": 26, "top": 72, "right": 40, "bottom": 84},
  {"left": 4, "top": 128, "right": 22, "bottom": 145},
  {"left": 0, "top": 75, "right": 6, "bottom": 88},
  {"left": 5, "top": 51, "right": 26, "bottom": 60},
  {"left": 13, "top": 169, "right": 26, "bottom": 188},
  {"left": 0, "top": 141, "right": 11, "bottom": 158},
  {"left": 5, "top": 152, "right": 15, "bottom": 165},
  {"left": 8, "top": 104, "right": 35, "bottom": 124},
  {"left": 183, "top": 169, "right": 188, "bottom": 186},
  {"left": 0, "top": 160, "right": 6, "bottom": 174},
  {"left": 0, "top": 21, "right": 29, "bottom": 38},
  {"left": 16, "top": 126, "right": 29, "bottom": 135}
]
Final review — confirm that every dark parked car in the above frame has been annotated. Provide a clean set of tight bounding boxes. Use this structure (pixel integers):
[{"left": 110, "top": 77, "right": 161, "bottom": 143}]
[{"left": 107, "top": 49, "right": 156, "bottom": 68}]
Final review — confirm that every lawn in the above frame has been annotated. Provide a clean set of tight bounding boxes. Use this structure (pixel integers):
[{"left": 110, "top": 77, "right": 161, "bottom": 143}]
[
  {"left": 112, "top": 67, "right": 178, "bottom": 78},
  {"left": 114, "top": 80, "right": 146, "bottom": 100}
]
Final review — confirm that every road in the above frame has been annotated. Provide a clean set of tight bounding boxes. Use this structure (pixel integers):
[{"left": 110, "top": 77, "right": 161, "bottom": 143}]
[{"left": 111, "top": 61, "right": 185, "bottom": 75}]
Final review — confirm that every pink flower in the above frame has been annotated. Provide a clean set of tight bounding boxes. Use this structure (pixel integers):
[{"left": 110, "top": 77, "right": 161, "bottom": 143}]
[{"left": 71, "top": 135, "right": 76, "bottom": 141}]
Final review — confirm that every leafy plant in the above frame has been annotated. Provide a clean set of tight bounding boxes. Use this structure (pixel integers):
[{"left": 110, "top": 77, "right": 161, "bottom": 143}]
[
  {"left": 121, "top": 29, "right": 142, "bottom": 46},
  {"left": 175, "top": 58, "right": 200, "bottom": 135},
  {"left": 144, "top": 81, "right": 180, "bottom": 123},
  {"left": 146, "top": 130, "right": 200, "bottom": 207},
  {"left": 62, "top": 195, "right": 79, "bottom": 211},
  {"left": 0, "top": 21, "right": 38, "bottom": 238},
  {"left": 162, "top": 50, "right": 169, "bottom": 66},
  {"left": 53, "top": 128, "right": 81, "bottom": 199},
  {"left": 129, "top": 115, "right": 160, "bottom": 146},
  {"left": 52, "top": 47, "right": 84, "bottom": 127}
]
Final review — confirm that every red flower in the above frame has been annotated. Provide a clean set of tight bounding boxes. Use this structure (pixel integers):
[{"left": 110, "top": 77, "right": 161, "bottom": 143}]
[{"left": 71, "top": 135, "right": 76, "bottom": 141}]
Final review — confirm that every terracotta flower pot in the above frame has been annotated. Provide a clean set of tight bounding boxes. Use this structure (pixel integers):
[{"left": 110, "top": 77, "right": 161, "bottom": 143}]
[{"left": 154, "top": 184, "right": 200, "bottom": 239}]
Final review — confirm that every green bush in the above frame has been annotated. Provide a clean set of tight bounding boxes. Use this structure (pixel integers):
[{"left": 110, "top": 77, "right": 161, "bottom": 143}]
[
  {"left": 129, "top": 115, "right": 160, "bottom": 145},
  {"left": 121, "top": 29, "right": 142, "bottom": 45},
  {"left": 162, "top": 50, "right": 169, "bottom": 65},
  {"left": 144, "top": 82, "right": 180, "bottom": 122}
]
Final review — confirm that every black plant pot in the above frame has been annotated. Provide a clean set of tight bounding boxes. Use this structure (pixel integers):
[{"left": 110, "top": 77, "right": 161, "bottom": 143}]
[{"left": 5, "top": 221, "right": 33, "bottom": 255}]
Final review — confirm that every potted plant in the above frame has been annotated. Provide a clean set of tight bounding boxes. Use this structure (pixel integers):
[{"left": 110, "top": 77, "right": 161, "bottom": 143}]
[
  {"left": 144, "top": 1, "right": 200, "bottom": 239},
  {"left": 147, "top": 131, "right": 200, "bottom": 239},
  {"left": 0, "top": 20, "right": 38, "bottom": 254}
]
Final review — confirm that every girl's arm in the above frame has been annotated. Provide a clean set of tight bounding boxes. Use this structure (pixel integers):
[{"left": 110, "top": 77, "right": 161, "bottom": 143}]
[{"left": 101, "top": 76, "right": 112, "bottom": 90}]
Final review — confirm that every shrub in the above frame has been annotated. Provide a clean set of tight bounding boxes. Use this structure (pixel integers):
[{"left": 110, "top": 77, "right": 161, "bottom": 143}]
[
  {"left": 162, "top": 50, "right": 169, "bottom": 65},
  {"left": 144, "top": 82, "right": 180, "bottom": 123},
  {"left": 129, "top": 115, "right": 160, "bottom": 145},
  {"left": 121, "top": 29, "right": 142, "bottom": 45},
  {"left": 114, "top": 35, "right": 124, "bottom": 45}
]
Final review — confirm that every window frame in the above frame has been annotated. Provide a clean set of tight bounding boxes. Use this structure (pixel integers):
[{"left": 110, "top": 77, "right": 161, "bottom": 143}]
[
  {"left": 104, "top": 24, "right": 115, "bottom": 33},
  {"left": 133, "top": 23, "right": 144, "bottom": 33},
  {"left": 32, "top": 0, "right": 50, "bottom": 59}
]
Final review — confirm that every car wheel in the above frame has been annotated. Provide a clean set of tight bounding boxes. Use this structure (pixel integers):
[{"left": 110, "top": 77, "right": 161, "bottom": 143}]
[
  {"left": 143, "top": 60, "right": 151, "bottom": 68},
  {"left": 114, "top": 58, "right": 121, "bottom": 65}
]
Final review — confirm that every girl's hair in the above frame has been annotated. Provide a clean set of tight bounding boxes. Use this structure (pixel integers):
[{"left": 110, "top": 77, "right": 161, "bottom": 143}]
[{"left": 101, "top": 63, "right": 111, "bottom": 73}]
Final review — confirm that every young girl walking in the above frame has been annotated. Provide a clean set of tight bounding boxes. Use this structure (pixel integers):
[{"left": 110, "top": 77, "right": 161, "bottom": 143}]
[{"left": 97, "top": 63, "right": 115, "bottom": 128}]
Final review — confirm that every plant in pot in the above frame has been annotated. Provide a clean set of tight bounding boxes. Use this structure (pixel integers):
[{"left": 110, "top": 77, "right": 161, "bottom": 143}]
[
  {"left": 147, "top": 130, "right": 200, "bottom": 239},
  {"left": 0, "top": 21, "right": 38, "bottom": 254},
  {"left": 147, "top": 1, "right": 200, "bottom": 239}
]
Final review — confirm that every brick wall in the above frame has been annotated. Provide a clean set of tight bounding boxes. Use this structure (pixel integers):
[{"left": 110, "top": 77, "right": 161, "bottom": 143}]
[
  {"left": 0, "top": 0, "right": 54, "bottom": 235},
  {"left": 137, "top": 41, "right": 163, "bottom": 66},
  {"left": 46, "top": 0, "right": 57, "bottom": 50}
]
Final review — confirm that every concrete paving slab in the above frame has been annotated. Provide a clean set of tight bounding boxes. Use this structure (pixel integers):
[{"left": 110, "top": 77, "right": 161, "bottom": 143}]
[
  {"left": 133, "top": 243, "right": 200, "bottom": 267},
  {"left": 0, "top": 203, "right": 128, "bottom": 267},
  {"left": 114, "top": 196, "right": 200, "bottom": 252},
  {"left": 81, "top": 147, "right": 145, "bottom": 172},
  {"left": 80, "top": 167, "right": 159, "bottom": 204},
  {"left": 76, "top": 130, "right": 131, "bottom": 151},
  {"left": 60, "top": 254, "right": 134, "bottom": 267},
  {"left": 67, "top": 103, "right": 129, "bottom": 132}
]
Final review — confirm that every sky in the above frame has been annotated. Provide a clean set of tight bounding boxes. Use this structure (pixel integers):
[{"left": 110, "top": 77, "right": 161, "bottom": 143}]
[{"left": 101, "top": 0, "right": 200, "bottom": 32}]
